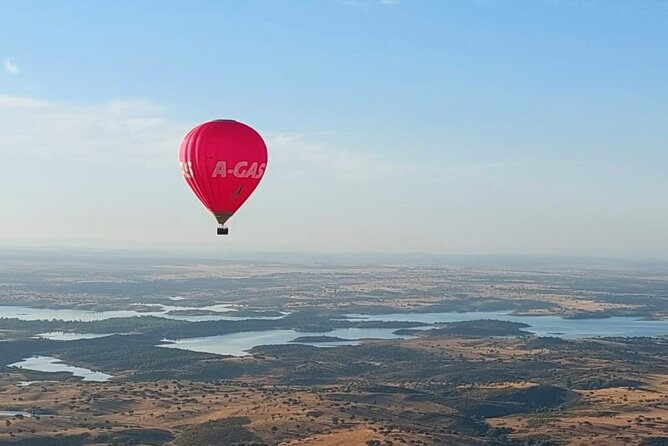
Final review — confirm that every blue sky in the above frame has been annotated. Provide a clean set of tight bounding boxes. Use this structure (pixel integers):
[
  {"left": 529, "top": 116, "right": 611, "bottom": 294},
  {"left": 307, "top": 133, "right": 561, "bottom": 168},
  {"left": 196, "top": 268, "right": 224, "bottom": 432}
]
[{"left": 1, "top": 0, "right": 667, "bottom": 257}]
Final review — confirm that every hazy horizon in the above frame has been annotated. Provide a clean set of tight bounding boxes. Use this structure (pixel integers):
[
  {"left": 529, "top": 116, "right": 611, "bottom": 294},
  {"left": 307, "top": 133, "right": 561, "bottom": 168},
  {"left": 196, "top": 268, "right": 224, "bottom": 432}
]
[
  {"left": 4, "top": 245, "right": 668, "bottom": 272},
  {"left": 2, "top": 0, "right": 667, "bottom": 258}
]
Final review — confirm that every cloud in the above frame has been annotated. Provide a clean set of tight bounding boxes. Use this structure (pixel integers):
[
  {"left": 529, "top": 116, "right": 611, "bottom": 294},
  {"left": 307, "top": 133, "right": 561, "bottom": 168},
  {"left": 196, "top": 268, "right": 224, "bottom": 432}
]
[
  {"left": 0, "top": 95, "right": 51, "bottom": 109},
  {"left": 0, "top": 94, "right": 411, "bottom": 249},
  {"left": 0, "top": 95, "right": 187, "bottom": 169},
  {"left": 1, "top": 95, "right": 663, "bottom": 256},
  {"left": 3, "top": 58, "right": 19, "bottom": 75},
  {"left": 0, "top": 94, "right": 523, "bottom": 197},
  {"left": 267, "top": 133, "right": 404, "bottom": 181},
  {"left": 0, "top": 94, "right": 400, "bottom": 181}
]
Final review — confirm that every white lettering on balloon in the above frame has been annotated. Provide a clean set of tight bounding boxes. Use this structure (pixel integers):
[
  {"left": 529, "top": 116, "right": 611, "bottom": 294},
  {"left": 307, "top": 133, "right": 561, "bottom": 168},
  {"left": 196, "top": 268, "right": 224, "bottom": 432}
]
[{"left": 211, "top": 161, "right": 266, "bottom": 179}]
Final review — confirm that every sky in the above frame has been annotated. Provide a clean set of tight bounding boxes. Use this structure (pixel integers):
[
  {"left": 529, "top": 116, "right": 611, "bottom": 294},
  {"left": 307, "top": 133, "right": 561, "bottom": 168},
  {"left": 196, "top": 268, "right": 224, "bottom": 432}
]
[{"left": 1, "top": 0, "right": 667, "bottom": 257}]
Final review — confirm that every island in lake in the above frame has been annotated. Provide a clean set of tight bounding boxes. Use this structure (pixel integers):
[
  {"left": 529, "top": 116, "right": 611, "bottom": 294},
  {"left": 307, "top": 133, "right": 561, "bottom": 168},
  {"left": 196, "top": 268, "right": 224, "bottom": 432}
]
[{"left": 290, "top": 335, "right": 352, "bottom": 343}]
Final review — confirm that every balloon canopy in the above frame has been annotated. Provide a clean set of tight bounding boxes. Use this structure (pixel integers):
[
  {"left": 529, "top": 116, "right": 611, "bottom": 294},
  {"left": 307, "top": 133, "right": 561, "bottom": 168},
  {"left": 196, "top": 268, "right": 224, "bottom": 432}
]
[{"left": 179, "top": 120, "right": 268, "bottom": 234}]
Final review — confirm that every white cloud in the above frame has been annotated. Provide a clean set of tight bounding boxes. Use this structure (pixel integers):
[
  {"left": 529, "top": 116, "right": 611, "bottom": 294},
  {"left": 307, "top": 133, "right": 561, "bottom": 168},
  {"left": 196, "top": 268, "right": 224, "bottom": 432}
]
[
  {"left": 0, "top": 94, "right": 408, "bottom": 249},
  {"left": 0, "top": 95, "right": 401, "bottom": 180},
  {"left": 266, "top": 133, "right": 404, "bottom": 181},
  {"left": 1, "top": 94, "right": 665, "bottom": 256},
  {"left": 0, "top": 95, "right": 51, "bottom": 109},
  {"left": 0, "top": 95, "right": 187, "bottom": 168},
  {"left": 3, "top": 58, "right": 19, "bottom": 75}
]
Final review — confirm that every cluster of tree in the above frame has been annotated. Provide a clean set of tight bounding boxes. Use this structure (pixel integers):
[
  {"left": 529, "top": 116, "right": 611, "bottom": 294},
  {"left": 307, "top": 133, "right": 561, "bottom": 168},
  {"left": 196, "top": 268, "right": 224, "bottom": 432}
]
[{"left": 173, "top": 417, "right": 264, "bottom": 446}]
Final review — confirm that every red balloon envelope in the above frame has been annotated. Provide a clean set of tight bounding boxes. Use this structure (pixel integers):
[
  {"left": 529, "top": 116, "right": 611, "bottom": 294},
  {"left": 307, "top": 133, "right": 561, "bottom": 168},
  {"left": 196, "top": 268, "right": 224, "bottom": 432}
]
[{"left": 179, "top": 120, "right": 267, "bottom": 234}]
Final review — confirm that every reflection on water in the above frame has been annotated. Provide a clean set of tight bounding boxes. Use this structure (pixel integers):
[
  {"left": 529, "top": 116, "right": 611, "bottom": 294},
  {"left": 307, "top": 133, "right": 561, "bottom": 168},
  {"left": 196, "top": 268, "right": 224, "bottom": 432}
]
[
  {"left": 0, "top": 305, "right": 153, "bottom": 321},
  {"left": 0, "top": 411, "right": 31, "bottom": 417},
  {"left": 161, "top": 312, "right": 668, "bottom": 357},
  {"left": 350, "top": 312, "right": 668, "bottom": 339},
  {"left": 34, "top": 332, "right": 115, "bottom": 341},
  {"left": 344, "top": 311, "right": 507, "bottom": 324},
  {"left": 160, "top": 327, "right": 421, "bottom": 357},
  {"left": 0, "top": 303, "right": 283, "bottom": 322},
  {"left": 8, "top": 356, "right": 113, "bottom": 382},
  {"left": 162, "top": 330, "right": 304, "bottom": 357}
]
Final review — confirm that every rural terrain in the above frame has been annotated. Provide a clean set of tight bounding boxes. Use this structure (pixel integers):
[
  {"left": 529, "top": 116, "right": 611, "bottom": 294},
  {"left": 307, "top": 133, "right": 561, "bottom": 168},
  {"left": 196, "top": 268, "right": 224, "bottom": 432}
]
[{"left": 0, "top": 249, "right": 666, "bottom": 445}]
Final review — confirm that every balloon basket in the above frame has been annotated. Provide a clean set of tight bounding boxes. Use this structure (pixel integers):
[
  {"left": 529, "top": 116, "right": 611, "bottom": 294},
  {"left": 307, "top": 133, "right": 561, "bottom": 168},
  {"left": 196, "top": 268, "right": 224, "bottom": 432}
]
[{"left": 217, "top": 226, "right": 229, "bottom": 236}]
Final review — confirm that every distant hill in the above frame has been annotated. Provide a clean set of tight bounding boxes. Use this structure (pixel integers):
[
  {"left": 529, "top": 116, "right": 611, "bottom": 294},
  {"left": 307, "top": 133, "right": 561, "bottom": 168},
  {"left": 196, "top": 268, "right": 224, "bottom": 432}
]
[
  {"left": 428, "top": 319, "right": 532, "bottom": 337},
  {"left": 173, "top": 417, "right": 264, "bottom": 446}
]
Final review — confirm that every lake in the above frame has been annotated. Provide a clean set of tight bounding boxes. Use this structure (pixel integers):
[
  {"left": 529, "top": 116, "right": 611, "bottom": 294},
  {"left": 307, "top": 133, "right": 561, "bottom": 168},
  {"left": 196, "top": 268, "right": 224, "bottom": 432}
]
[
  {"left": 0, "top": 303, "right": 282, "bottom": 322},
  {"left": 348, "top": 312, "right": 668, "bottom": 339},
  {"left": 3, "top": 304, "right": 667, "bottom": 358},
  {"left": 0, "top": 411, "right": 31, "bottom": 417},
  {"left": 160, "top": 327, "right": 412, "bottom": 356},
  {"left": 3, "top": 304, "right": 665, "bottom": 338},
  {"left": 161, "top": 312, "right": 668, "bottom": 357},
  {"left": 8, "top": 355, "right": 113, "bottom": 382},
  {"left": 34, "top": 332, "right": 117, "bottom": 341}
]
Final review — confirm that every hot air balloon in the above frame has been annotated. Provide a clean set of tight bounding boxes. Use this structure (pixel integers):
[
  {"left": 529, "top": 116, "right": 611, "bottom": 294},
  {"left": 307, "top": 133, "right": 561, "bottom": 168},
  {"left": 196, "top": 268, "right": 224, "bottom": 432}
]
[{"left": 179, "top": 120, "right": 268, "bottom": 235}]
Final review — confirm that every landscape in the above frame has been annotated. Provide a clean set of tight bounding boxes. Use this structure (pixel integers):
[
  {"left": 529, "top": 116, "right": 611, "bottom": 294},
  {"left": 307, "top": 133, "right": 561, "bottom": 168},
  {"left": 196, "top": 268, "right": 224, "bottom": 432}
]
[
  {"left": 0, "top": 249, "right": 666, "bottom": 445},
  {"left": 3, "top": 1, "right": 667, "bottom": 445}
]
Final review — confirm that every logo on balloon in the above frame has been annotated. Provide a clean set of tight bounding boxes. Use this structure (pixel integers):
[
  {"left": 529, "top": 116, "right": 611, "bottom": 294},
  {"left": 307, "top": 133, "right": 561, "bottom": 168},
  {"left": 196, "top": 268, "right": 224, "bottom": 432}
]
[{"left": 211, "top": 161, "right": 266, "bottom": 179}]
